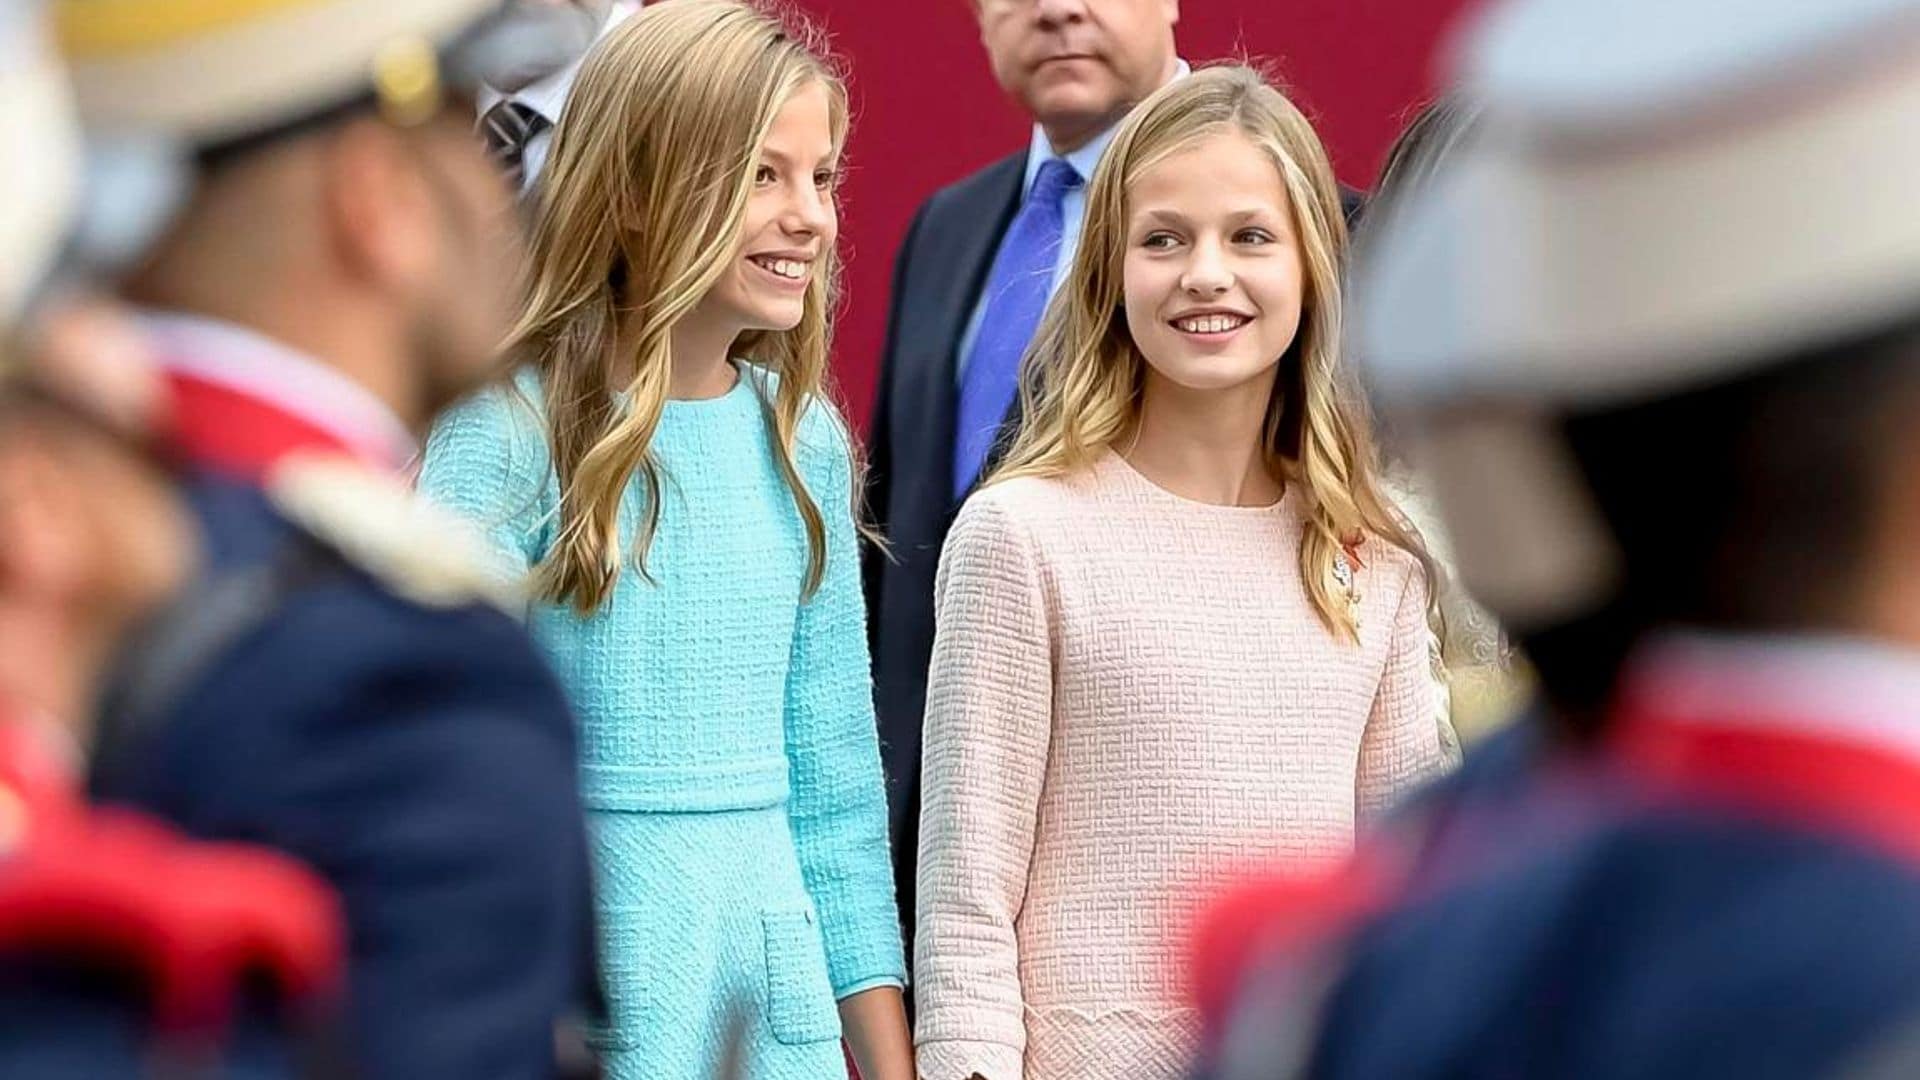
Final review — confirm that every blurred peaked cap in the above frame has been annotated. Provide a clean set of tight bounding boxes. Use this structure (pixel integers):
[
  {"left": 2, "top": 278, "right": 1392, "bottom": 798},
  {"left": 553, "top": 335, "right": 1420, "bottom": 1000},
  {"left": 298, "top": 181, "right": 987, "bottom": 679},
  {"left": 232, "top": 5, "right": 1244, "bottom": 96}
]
[
  {"left": 0, "top": 0, "right": 80, "bottom": 328},
  {"left": 1356, "top": 0, "right": 1920, "bottom": 410},
  {"left": 52, "top": 0, "right": 589, "bottom": 146}
]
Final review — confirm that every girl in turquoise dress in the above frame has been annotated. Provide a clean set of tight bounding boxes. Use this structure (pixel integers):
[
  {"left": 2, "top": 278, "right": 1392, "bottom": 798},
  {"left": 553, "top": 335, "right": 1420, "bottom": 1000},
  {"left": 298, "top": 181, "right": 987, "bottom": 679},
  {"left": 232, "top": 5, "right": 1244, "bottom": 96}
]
[{"left": 418, "top": 3, "right": 910, "bottom": 1077}]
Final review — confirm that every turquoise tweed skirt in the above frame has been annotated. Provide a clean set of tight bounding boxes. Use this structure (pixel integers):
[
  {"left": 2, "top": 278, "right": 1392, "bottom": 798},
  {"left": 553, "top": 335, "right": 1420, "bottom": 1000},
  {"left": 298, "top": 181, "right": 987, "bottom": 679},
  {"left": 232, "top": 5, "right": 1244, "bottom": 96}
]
[{"left": 588, "top": 803, "right": 847, "bottom": 1080}]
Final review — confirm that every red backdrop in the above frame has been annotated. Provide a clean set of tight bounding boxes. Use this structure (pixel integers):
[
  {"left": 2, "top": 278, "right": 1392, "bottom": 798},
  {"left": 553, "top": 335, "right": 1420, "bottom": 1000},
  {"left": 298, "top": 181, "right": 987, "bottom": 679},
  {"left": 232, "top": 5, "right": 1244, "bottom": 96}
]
[{"left": 790, "top": 0, "right": 1483, "bottom": 432}]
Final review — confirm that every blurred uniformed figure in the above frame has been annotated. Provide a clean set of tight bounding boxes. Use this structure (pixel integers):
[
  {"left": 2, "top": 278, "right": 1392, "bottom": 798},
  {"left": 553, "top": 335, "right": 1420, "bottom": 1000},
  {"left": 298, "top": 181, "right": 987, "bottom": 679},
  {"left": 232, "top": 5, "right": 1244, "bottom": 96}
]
[
  {"left": 48, "top": 2, "right": 599, "bottom": 1077},
  {"left": 0, "top": 3, "right": 346, "bottom": 1075},
  {"left": 1193, "top": 0, "right": 1920, "bottom": 1076}
]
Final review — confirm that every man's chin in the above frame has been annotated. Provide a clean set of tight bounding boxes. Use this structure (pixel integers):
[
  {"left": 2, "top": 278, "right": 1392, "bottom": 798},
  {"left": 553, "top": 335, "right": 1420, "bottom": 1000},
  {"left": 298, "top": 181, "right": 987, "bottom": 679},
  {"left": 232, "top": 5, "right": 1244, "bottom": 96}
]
[
  {"left": 1029, "top": 71, "right": 1116, "bottom": 108},
  {"left": 1030, "top": 93, "right": 1128, "bottom": 147}
]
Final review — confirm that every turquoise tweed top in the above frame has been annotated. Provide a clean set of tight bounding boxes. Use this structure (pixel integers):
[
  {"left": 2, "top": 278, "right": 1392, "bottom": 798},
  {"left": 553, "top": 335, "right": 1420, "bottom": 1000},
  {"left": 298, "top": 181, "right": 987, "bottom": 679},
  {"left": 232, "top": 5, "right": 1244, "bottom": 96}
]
[{"left": 420, "top": 366, "right": 905, "bottom": 998}]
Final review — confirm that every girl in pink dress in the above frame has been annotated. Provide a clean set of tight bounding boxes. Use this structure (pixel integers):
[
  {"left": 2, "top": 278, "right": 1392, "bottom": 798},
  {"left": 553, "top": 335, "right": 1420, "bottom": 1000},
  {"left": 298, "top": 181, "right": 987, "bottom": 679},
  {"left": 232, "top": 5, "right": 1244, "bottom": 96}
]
[{"left": 913, "top": 66, "right": 1453, "bottom": 1080}]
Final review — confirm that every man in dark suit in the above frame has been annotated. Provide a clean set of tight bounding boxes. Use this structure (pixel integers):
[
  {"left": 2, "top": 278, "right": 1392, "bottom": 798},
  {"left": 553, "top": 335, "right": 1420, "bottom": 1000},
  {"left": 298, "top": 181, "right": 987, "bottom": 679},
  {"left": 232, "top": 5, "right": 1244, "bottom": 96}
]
[
  {"left": 56, "top": 3, "right": 599, "bottom": 1077},
  {"left": 865, "top": 0, "right": 1184, "bottom": 938}
]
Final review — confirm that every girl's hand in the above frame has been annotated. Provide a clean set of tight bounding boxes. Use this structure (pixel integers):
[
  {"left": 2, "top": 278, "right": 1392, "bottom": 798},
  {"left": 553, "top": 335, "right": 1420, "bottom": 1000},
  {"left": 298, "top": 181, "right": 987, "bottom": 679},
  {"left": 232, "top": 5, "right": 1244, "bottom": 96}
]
[{"left": 839, "top": 985, "right": 914, "bottom": 1080}]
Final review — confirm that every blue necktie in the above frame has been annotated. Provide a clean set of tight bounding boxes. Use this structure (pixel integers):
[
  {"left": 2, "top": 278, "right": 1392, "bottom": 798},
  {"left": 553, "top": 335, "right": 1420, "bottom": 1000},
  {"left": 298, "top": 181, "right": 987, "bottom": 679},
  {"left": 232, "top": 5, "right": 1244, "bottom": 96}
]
[{"left": 953, "top": 158, "right": 1083, "bottom": 498}]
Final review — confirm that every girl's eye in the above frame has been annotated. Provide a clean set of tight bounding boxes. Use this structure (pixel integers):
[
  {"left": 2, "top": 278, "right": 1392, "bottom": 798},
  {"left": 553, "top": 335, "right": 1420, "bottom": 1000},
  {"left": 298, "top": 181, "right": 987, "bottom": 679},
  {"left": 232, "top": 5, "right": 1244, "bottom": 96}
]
[
  {"left": 1235, "top": 228, "right": 1276, "bottom": 245},
  {"left": 814, "top": 168, "right": 840, "bottom": 190},
  {"left": 755, "top": 165, "right": 778, "bottom": 185},
  {"left": 1141, "top": 232, "right": 1180, "bottom": 250}
]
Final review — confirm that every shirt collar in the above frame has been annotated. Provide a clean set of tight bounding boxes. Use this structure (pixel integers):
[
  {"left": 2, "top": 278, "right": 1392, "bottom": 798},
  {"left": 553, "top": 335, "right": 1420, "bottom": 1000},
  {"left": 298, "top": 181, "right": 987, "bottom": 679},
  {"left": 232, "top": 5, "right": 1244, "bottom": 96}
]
[
  {"left": 479, "top": 2, "right": 639, "bottom": 122},
  {"left": 1624, "top": 630, "right": 1920, "bottom": 769},
  {"left": 1022, "top": 58, "right": 1191, "bottom": 196},
  {"left": 136, "top": 309, "right": 418, "bottom": 471}
]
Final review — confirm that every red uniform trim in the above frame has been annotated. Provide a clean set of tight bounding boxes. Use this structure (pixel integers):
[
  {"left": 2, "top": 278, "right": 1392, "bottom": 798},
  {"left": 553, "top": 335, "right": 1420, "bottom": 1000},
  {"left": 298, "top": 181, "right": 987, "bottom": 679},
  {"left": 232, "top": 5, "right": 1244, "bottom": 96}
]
[
  {"left": 1189, "top": 857, "right": 1389, "bottom": 1030},
  {"left": 0, "top": 708, "right": 343, "bottom": 1037},
  {"left": 1610, "top": 704, "right": 1920, "bottom": 866},
  {"left": 163, "top": 370, "right": 362, "bottom": 483}
]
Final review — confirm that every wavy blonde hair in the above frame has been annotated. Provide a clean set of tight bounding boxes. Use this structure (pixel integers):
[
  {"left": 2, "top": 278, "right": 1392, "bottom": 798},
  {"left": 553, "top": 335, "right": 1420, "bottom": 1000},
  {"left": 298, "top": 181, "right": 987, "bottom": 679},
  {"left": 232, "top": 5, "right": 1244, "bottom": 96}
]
[
  {"left": 992, "top": 65, "right": 1440, "bottom": 640},
  {"left": 513, "top": 0, "right": 848, "bottom": 613}
]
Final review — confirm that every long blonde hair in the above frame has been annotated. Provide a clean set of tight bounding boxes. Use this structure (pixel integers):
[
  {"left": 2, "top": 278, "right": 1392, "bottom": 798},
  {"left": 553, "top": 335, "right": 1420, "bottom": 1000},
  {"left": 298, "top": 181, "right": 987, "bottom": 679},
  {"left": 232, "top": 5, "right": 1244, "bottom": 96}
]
[
  {"left": 993, "top": 65, "right": 1440, "bottom": 641},
  {"left": 513, "top": 0, "right": 849, "bottom": 613}
]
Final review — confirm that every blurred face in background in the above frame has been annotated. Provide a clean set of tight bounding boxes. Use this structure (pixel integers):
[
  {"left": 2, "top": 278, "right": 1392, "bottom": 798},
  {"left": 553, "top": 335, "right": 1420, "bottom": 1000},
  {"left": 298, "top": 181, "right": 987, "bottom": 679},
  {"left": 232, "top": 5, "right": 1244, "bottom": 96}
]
[
  {"left": 0, "top": 304, "right": 196, "bottom": 653},
  {"left": 323, "top": 108, "right": 526, "bottom": 419},
  {"left": 976, "top": 0, "right": 1180, "bottom": 151},
  {"left": 404, "top": 113, "right": 528, "bottom": 413}
]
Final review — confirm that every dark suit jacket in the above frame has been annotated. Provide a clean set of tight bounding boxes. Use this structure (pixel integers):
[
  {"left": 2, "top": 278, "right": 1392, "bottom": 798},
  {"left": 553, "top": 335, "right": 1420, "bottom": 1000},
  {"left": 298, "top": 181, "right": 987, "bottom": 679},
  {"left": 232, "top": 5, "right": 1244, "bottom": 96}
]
[
  {"left": 865, "top": 151, "right": 1027, "bottom": 910},
  {"left": 865, "top": 149, "right": 1367, "bottom": 940},
  {"left": 92, "top": 478, "right": 594, "bottom": 1080}
]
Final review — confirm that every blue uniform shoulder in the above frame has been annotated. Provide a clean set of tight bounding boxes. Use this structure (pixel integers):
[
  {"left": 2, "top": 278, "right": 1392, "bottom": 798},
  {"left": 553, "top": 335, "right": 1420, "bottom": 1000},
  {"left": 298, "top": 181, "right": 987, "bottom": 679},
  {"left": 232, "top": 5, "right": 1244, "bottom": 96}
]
[
  {"left": 104, "top": 466, "right": 588, "bottom": 1080},
  {"left": 183, "top": 546, "right": 569, "bottom": 744},
  {"left": 1379, "top": 717, "right": 1562, "bottom": 888},
  {"left": 1309, "top": 812, "right": 1920, "bottom": 1080},
  {"left": 183, "top": 471, "right": 303, "bottom": 570},
  {"left": 110, "top": 468, "right": 577, "bottom": 816}
]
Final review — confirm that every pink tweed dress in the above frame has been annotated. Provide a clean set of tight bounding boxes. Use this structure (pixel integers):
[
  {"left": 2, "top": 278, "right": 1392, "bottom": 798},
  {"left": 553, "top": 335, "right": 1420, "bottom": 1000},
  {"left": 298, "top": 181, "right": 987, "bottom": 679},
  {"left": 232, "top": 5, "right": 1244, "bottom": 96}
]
[{"left": 913, "top": 452, "right": 1451, "bottom": 1080}]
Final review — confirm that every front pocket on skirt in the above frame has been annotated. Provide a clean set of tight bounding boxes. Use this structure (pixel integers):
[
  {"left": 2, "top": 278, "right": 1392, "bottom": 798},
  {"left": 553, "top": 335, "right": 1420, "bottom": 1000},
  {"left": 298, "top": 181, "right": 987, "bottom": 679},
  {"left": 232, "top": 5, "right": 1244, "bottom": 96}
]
[{"left": 761, "top": 906, "right": 842, "bottom": 1045}]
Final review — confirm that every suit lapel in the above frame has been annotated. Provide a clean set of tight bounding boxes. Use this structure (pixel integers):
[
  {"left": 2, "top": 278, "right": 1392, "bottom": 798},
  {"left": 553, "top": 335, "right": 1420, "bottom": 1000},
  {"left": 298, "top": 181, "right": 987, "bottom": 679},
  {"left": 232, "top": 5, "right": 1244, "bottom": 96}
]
[
  {"left": 909, "top": 151, "right": 1027, "bottom": 510},
  {"left": 933, "top": 153, "right": 1028, "bottom": 370}
]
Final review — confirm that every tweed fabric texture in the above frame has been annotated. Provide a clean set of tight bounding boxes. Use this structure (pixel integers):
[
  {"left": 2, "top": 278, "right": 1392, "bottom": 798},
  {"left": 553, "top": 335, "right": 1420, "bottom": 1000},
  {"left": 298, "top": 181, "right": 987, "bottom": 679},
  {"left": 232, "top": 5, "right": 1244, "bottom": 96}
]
[
  {"left": 421, "top": 367, "right": 904, "bottom": 1078},
  {"left": 586, "top": 806, "right": 851, "bottom": 1077},
  {"left": 913, "top": 452, "right": 1449, "bottom": 1080}
]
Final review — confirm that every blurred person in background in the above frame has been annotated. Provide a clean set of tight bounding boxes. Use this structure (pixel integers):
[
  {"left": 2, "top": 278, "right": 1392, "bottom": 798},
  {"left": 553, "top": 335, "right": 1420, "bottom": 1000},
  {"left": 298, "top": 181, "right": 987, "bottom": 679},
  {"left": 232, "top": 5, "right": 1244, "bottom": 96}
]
[
  {"left": 1359, "top": 95, "right": 1522, "bottom": 744},
  {"left": 55, "top": 2, "right": 598, "bottom": 1076},
  {"left": 0, "top": 3, "right": 343, "bottom": 1073},
  {"left": 913, "top": 67, "right": 1451, "bottom": 1080},
  {"left": 479, "top": 0, "right": 641, "bottom": 196},
  {"left": 1193, "top": 0, "right": 1920, "bottom": 1076},
  {"left": 1293, "top": 92, "right": 1551, "bottom": 909},
  {"left": 865, "top": 0, "right": 1188, "bottom": 956},
  {"left": 1364, "top": 97, "right": 1481, "bottom": 232},
  {"left": 421, "top": 3, "right": 911, "bottom": 1076},
  {"left": 0, "top": 317, "right": 348, "bottom": 1080}
]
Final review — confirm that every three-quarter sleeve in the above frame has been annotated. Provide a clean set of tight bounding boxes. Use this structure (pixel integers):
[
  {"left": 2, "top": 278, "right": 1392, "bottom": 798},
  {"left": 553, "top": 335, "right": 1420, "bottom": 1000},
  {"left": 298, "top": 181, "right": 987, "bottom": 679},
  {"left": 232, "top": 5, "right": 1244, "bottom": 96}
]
[
  {"left": 914, "top": 495, "right": 1055, "bottom": 1080},
  {"left": 782, "top": 408, "right": 908, "bottom": 997},
  {"left": 1356, "top": 566, "right": 1450, "bottom": 821}
]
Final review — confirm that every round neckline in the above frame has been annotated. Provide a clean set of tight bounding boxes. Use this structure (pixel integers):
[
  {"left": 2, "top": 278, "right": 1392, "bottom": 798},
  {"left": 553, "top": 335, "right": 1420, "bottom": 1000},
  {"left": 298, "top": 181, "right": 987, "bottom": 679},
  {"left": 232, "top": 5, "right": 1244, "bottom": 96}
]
[
  {"left": 1100, "top": 449, "right": 1289, "bottom": 514},
  {"left": 662, "top": 360, "right": 751, "bottom": 408}
]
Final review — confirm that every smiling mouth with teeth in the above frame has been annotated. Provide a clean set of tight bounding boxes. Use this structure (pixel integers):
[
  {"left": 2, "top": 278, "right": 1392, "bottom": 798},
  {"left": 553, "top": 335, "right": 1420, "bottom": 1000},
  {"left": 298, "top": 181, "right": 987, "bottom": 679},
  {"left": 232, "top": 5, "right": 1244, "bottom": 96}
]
[
  {"left": 750, "top": 255, "right": 811, "bottom": 281},
  {"left": 1172, "top": 314, "right": 1251, "bottom": 334}
]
